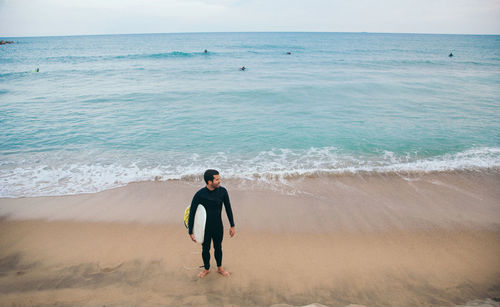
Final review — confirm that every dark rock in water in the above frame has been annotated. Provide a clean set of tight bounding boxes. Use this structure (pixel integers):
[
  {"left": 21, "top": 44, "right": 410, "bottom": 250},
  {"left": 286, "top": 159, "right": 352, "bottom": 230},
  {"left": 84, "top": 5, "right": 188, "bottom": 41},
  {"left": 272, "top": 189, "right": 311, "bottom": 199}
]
[{"left": 0, "top": 40, "right": 14, "bottom": 45}]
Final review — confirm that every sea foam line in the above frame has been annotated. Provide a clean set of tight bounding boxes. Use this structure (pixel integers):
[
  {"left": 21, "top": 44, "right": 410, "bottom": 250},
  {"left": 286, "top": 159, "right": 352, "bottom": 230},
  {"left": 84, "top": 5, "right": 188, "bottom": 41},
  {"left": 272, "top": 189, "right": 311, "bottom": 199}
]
[{"left": 0, "top": 147, "right": 499, "bottom": 198}]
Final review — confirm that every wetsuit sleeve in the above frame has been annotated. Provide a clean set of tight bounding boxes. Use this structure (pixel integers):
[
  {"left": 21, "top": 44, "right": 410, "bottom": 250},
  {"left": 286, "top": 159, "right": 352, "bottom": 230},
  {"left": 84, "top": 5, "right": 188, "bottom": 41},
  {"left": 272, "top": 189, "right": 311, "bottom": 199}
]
[
  {"left": 188, "top": 193, "right": 199, "bottom": 235},
  {"left": 223, "top": 189, "right": 235, "bottom": 227}
]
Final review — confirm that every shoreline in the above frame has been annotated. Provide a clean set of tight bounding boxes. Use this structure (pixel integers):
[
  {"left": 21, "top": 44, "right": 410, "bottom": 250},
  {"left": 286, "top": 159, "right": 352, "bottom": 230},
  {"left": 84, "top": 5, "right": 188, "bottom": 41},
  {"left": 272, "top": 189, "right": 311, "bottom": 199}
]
[
  {"left": 0, "top": 169, "right": 499, "bottom": 305},
  {"left": 1, "top": 169, "right": 498, "bottom": 231},
  {"left": 1, "top": 150, "right": 499, "bottom": 199}
]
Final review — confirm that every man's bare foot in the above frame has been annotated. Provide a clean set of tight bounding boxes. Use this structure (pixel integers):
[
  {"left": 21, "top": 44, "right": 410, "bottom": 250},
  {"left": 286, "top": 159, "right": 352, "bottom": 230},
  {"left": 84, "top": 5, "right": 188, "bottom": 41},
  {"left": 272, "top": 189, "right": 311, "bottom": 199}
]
[
  {"left": 217, "top": 268, "right": 230, "bottom": 277},
  {"left": 197, "top": 270, "right": 210, "bottom": 278}
]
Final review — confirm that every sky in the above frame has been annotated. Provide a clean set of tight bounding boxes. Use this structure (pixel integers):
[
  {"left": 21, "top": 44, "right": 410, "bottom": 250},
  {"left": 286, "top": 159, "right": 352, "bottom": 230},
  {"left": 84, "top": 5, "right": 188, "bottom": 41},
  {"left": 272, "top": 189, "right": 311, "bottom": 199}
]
[{"left": 1, "top": 0, "right": 500, "bottom": 37}]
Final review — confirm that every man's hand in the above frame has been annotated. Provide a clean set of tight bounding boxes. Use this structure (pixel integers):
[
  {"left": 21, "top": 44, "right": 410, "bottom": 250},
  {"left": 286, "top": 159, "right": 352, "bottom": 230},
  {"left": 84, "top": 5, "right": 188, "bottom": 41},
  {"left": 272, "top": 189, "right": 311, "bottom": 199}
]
[
  {"left": 229, "top": 226, "right": 236, "bottom": 237},
  {"left": 190, "top": 234, "right": 196, "bottom": 243}
]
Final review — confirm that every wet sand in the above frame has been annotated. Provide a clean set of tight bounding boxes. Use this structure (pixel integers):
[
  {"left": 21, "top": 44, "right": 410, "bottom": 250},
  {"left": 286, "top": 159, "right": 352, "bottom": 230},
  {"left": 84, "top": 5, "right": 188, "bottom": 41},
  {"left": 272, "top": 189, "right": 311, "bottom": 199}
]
[{"left": 1, "top": 170, "right": 499, "bottom": 306}]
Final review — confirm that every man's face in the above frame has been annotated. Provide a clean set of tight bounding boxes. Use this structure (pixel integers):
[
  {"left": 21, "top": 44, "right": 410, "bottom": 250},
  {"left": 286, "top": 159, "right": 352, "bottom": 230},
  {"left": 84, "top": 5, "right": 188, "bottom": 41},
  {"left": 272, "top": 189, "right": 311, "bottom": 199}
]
[{"left": 209, "top": 174, "right": 221, "bottom": 189}]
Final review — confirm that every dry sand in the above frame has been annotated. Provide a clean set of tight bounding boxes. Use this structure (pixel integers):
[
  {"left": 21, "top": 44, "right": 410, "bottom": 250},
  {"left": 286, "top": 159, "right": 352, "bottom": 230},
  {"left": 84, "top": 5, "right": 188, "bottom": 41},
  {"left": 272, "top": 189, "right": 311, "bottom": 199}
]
[{"left": 0, "top": 170, "right": 499, "bottom": 306}]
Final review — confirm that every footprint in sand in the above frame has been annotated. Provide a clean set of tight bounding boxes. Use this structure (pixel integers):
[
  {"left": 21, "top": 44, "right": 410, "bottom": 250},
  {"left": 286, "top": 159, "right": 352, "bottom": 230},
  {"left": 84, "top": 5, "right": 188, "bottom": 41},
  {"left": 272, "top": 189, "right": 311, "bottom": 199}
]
[{"left": 100, "top": 263, "right": 123, "bottom": 273}]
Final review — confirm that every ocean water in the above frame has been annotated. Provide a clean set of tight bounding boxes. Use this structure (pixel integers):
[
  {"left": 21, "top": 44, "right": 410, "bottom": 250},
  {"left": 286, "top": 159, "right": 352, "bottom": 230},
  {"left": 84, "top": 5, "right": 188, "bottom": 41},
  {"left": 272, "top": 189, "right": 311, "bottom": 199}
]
[{"left": 1, "top": 32, "right": 499, "bottom": 197}]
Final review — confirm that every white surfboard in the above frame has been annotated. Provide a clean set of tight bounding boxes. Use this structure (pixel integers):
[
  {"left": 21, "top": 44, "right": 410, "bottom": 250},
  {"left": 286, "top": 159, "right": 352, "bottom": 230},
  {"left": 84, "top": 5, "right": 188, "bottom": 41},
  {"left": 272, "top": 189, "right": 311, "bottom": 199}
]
[{"left": 193, "top": 204, "right": 206, "bottom": 244}]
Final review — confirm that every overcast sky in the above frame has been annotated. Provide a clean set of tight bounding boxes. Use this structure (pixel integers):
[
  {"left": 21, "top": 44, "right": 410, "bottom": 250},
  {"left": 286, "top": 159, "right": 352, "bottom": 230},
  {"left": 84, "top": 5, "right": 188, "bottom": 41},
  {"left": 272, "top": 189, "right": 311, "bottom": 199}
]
[{"left": 1, "top": 0, "right": 499, "bottom": 37}]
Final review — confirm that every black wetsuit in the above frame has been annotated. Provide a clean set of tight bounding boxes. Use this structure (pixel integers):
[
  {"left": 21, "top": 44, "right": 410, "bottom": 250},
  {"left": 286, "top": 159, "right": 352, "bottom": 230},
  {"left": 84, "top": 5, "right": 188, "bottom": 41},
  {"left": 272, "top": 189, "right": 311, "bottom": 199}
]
[{"left": 188, "top": 186, "right": 235, "bottom": 270}]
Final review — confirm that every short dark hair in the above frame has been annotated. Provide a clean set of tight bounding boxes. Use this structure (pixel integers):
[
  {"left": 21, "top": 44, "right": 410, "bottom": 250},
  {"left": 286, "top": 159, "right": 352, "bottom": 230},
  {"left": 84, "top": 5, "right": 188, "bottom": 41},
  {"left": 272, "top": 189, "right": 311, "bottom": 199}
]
[{"left": 204, "top": 169, "right": 219, "bottom": 184}]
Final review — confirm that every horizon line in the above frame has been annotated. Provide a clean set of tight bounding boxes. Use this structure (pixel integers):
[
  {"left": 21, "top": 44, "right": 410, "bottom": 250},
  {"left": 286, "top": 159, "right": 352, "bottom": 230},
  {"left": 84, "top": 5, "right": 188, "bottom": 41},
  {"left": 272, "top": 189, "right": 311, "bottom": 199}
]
[{"left": 2, "top": 30, "right": 500, "bottom": 39}]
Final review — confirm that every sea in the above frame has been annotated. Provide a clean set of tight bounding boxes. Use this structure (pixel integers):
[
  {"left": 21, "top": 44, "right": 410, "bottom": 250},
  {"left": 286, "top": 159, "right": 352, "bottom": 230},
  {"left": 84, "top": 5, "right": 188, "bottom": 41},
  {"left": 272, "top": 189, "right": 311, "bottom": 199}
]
[{"left": 0, "top": 32, "right": 499, "bottom": 198}]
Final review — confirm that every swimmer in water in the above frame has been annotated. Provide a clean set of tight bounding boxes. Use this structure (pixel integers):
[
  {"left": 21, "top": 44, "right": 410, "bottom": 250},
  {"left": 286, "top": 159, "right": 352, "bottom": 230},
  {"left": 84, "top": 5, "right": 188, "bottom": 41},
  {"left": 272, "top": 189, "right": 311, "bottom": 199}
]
[
  {"left": 449, "top": 52, "right": 453, "bottom": 57},
  {"left": 239, "top": 66, "right": 246, "bottom": 71}
]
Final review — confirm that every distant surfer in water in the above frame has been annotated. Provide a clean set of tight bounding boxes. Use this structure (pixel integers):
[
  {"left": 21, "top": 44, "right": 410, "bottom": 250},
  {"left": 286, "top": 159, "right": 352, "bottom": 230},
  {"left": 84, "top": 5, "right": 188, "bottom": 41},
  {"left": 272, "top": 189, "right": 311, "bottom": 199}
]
[
  {"left": 239, "top": 66, "right": 246, "bottom": 71},
  {"left": 449, "top": 52, "right": 453, "bottom": 57},
  {"left": 188, "top": 169, "right": 235, "bottom": 278}
]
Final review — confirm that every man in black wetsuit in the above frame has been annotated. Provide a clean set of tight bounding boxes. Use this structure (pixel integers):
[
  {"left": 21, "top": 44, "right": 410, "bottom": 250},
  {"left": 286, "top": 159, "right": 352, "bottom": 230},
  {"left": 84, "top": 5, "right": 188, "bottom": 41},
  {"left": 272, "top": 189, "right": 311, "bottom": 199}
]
[{"left": 188, "top": 169, "right": 235, "bottom": 278}]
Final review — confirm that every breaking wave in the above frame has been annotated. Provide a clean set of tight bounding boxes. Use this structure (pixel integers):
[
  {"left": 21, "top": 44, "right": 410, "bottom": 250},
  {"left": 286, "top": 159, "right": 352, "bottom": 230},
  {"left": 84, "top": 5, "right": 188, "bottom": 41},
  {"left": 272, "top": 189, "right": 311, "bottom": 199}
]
[{"left": 1, "top": 147, "right": 499, "bottom": 198}]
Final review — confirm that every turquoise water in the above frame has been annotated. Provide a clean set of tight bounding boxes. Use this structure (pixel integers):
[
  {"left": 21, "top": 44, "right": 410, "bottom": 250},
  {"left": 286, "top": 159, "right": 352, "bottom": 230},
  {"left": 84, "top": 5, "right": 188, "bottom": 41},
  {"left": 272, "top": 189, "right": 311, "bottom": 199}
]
[{"left": 1, "top": 32, "right": 499, "bottom": 197}]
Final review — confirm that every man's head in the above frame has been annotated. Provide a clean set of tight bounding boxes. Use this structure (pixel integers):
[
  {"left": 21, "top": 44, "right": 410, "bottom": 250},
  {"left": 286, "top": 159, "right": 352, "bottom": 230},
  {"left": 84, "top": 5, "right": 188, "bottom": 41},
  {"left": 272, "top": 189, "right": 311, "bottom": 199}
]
[{"left": 204, "top": 169, "right": 220, "bottom": 190}]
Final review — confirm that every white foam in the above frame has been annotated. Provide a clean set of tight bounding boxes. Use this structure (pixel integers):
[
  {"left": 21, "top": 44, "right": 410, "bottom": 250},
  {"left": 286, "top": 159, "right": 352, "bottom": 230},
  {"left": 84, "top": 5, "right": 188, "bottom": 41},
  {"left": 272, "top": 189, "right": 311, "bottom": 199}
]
[{"left": 1, "top": 147, "right": 499, "bottom": 198}]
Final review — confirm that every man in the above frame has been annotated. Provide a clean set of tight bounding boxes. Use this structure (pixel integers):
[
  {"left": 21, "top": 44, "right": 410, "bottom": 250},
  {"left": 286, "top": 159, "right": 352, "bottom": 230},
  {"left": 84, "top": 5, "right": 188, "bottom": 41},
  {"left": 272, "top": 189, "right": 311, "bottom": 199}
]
[{"left": 188, "top": 169, "right": 235, "bottom": 278}]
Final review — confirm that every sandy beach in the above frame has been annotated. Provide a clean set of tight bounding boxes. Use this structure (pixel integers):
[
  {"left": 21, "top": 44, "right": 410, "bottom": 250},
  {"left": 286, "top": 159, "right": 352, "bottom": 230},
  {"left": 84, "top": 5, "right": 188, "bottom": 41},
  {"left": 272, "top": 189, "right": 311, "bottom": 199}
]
[{"left": 1, "top": 170, "right": 500, "bottom": 306}]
